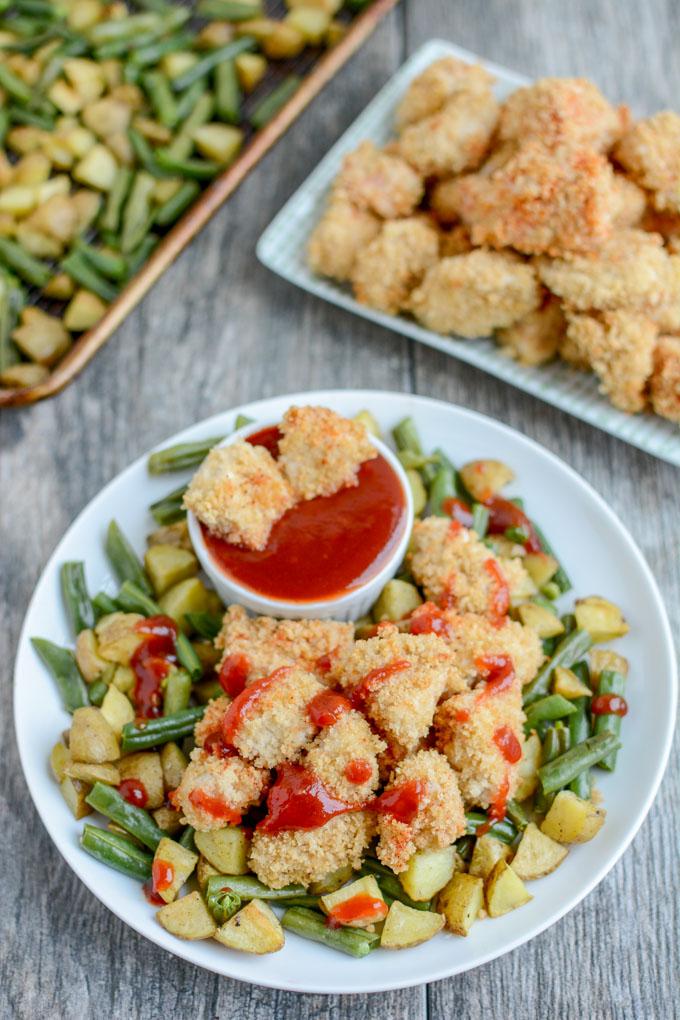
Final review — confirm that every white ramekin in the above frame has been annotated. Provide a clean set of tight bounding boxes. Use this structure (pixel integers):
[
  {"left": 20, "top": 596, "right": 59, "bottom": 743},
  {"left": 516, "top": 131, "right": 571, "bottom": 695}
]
[{"left": 187, "top": 420, "right": 413, "bottom": 621}]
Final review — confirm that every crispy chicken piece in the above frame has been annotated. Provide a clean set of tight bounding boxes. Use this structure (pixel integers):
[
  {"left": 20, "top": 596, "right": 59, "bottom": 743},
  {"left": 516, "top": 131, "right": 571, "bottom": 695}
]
[
  {"left": 496, "top": 296, "right": 566, "bottom": 366},
  {"left": 438, "top": 223, "right": 474, "bottom": 258},
  {"left": 557, "top": 328, "right": 592, "bottom": 370},
  {"left": 172, "top": 750, "right": 268, "bottom": 832},
  {"left": 614, "top": 112, "right": 680, "bottom": 214},
  {"left": 332, "top": 140, "right": 423, "bottom": 219},
  {"left": 409, "top": 251, "right": 541, "bottom": 338},
  {"left": 183, "top": 440, "right": 294, "bottom": 551},
  {"left": 611, "top": 174, "right": 646, "bottom": 228},
  {"left": 536, "top": 229, "right": 676, "bottom": 312},
  {"left": 429, "top": 177, "right": 465, "bottom": 226},
  {"left": 398, "top": 91, "right": 500, "bottom": 177},
  {"left": 278, "top": 404, "right": 377, "bottom": 500},
  {"left": 441, "top": 611, "right": 543, "bottom": 692},
  {"left": 498, "top": 77, "right": 628, "bottom": 152},
  {"left": 305, "top": 710, "right": 386, "bottom": 804},
  {"left": 306, "top": 197, "right": 381, "bottom": 282},
  {"left": 650, "top": 334, "right": 680, "bottom": 422},
  {"left": 564, "top": 309, "right": 657, "bottom": 412},
  {"left": 376, "top": 750, "right": 466, "bottom": 873},
  {"left": 395, "top": 56, "right": 495, "bottom": 131},
  {"left": 641, "top": 207, "right": 680, "bottom": 251},
  {"left": 350, "top": 216, "right": 440, "bottom": 315},
  {"left": 194, "top": 695, "right": 230, "bottom": 748}
]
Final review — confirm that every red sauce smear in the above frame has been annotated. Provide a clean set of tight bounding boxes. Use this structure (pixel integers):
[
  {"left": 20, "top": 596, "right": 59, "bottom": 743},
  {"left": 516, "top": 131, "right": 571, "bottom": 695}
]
[
  {"left": 484, "top": 496, "right": 541, "bottom": 553},
  {"left": 344, "top": 759, "right": 373, "bottom": 785},
  {"left": 371, "top": 779, "right": 425, "bottom": 825},
  {"left": 203, "top": 730, "right": 237, "bottom": 759},
  {"left": 118, "top": 777, "right": 148, "bottom": 808},
  {"left": 477, "top": 773, "right": 511, "bottom": 836},
  {"left": 143, "top": 880, "right": 164, "bottom": 905},
  {"left": 484, "top": 558, "right": 510, "bottom": 628},
  {"left": 443, "top": 497, "right": 474, "bottom": 529},
  {"left": 454, "top": 709, "right": 471, "bottom": 723},
  {"left": 257, "top": 763, "right": 360, "bottom": 834},
  {"left": 409, "top": 602, "right": 451, "bottom": 637},
  {"left": 188, "top": 788, "right": 242, "bottom": 824},
  {"left": 131, "top": 615, "right": 178, "bottom": 719},
  {"left": 315, "top": 651, "right": 333, "bottom": 675},
  {"left": 591, "top": 693, "right": 628, "bottom": 717},
  {"left": 349, "top": 659, "right": 411, "bottom": 711},
  {"left": 493, "top": 725, "right": 522, "bottom": 764},
  {"left": 246, "top": 424, "right": 281, "bottom": 457},
  {"left": 218, "top": 652, "right": 250, "bottom": 698},
  {"left": 152, "top": 859, "right": 174, "bottom": 893},
  {"left": 325, "top": 894, "right": 388, "bottom": 928},
  {"left": 222, "top": 666, "right": 291, "bottom": 744},
  {"left": 308, "top": 689, "right": 352, "bottom": 728},
  {"left": 475, "top": 654, "right": 515, "bottom": 700}
]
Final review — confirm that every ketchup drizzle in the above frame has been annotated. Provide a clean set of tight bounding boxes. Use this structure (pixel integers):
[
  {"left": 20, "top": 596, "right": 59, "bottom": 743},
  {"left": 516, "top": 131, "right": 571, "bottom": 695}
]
[
  {"left": 131, "top": 615, "right": 178, "bottom": 719},
  {"left": 349, "top": 659, "right": 411, "bottom": 711},
  {"left": 118, "top": 778, "right": 148, "bottom": 808},
  {"left": 218, "top": 653, "right": 250, "bottom": 698},
  {"left": 222, "top": 666, "right": 292, "bottom": 745},
  {"left": 307, "top": 689, "right": 352, "bottom": 728},
  {"left": 591, "top": 693, "right": 628, "bottom": 716}
]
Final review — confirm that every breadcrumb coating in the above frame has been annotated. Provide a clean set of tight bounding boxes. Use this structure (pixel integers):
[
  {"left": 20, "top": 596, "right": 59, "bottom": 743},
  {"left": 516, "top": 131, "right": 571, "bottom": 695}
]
[
  {"left": 376, "top": 750, "right": 466, "bottom": 873},
  {"left": 611, "top": 174, "right": 647, "bottom": 228},
  {"left": 184, "top": 441, "right": 294, "bottom": 551},
  {"left": 614, "top": 111, "right": 680, "bottom": 213},
  {"left": 305, "top": 710, "right": 386, "bottom": 804},
  {"left": 398, "top": 91, "right": 500, "bottom": 178},
  {"left": 249, "top": 812, "right": 375, "bottom": 889},
  {"left": 350, "top": 216, "right": 440, "bottom": 315},
  {"left": 216, "top": 604, "right": 354, "bottom": 686},
  {"left": 194, "top": 695, "right": 230, "bottom": 748},
  {"left": 496, "top": 297, "right": 565, "bottom": 366},
  {"left": 650, "top": 334, "right": 680, "bottom": 422},
  {"left": 306, "top": 197, "right": 380, "bottom": 282},
  {"left": 409, "top": 251, "right": 541, "bottom": 338},
  {"left": 333, "top": 140, "right": 423, "bottom": 219},
  {"left": 499, "top": 77, "right": 627, "bottom": 152},
  {"left": 395, "top": 57, "right": 495, "bottom": 131},
  {"left": 564, "top": 309, "right": 656, "bottom": 412},
  {"left": 173, "top": 750, "right": 268, "bottom": 832},
  {"left": 441, "top": 611, "right": 543, "bottom": 691},
  {"left": 437, "top": 223, "right": 474, "bottom": 258},
  {"left": 278, "top": 405, "right": 377, "bottom": 500},
  {"left": 429, "top": 177, "right": 465, "bottom": 226}
]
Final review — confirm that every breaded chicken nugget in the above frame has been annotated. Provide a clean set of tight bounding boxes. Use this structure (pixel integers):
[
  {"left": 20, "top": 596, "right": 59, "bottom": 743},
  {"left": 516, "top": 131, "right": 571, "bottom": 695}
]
[
  {"left": 194, "top": 695, "right": 230, "bottom": 749},
  {"left": 614, "top": 112, "right": 680, "bottom": 214},
  {"left": 650, "top": 334, "right": 680, "bottom": 422},
  {"left": 376, "top": 750, "right": 465, "bottom": 873},
  {"left": 441, "top": 611, "right": 543, "bottom": 691},
  {"left": 184, "top": 441, "right": 294, "bottom": 551},
  {"left": 611, "top": 174, "right": 647, "bottom": 228},
  {"left": 536, "top": 229, "right": 676, "bottom": 312},
  {"left": 564, "top": 309, "right": 656, "bottom": 412},
  {"left": 333, "top": 140, "right": 423, "bottom": 219},
  {"left": 350, "top": 216, "right": 440, "bottom": 315},
  {"left": 437, "top": 223, "right": 474, "bottom": 258},
  {"left": 395, "top": 56, "right": 495, "bottom": 131},
  {"left": 172, "top": 749, "right": 268, "bottom": 832},
  {"left": 278, "top": 404, "right": 377, "bottom": 500},
  {"left": 409, "top": 251, "right": 541, "bottom": 338},
  {"left": 496, "top": 296, "right": 566, "bottom": 366},
  {"left": 305, "top": 710, "right": 386, "bottom": 804},
  {"left": 499, "top": 77, "right": 628, "bottom": 152},
  {"left": 249, "top": 812, "right": 375, "bottom": 889},
  {"left": 641, "top": 207, "right": 680, "bottom": 251},
  {"left": 306, "top": 198, "right": 380, "bottom": 282},
  {"left": 429, "top": 176, "right": 465, "bottom": 226},
  {"left": 398, "top": 91, "right": 499, "bottom": 177}
]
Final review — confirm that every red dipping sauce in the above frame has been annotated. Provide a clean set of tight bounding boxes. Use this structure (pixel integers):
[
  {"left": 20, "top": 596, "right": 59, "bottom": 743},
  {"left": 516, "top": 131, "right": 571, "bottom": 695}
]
[{"left": 202, "top": 426, "right": 408, "bottom": 603}]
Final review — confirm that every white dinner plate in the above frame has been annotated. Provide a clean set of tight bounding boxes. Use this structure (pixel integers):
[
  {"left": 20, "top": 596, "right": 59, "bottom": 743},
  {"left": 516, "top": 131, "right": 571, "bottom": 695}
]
[
  {"left": 257, "top": 40, "right": 680, "bottom": 467},
  {"left": 14, "top": 390, "right": 677, "bottom": 993}
]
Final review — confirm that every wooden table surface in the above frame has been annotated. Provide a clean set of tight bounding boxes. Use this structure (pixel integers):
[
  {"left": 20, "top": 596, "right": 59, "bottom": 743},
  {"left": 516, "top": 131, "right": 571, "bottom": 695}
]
[{"left": 2, "top": 1, "right": 678, "bottom": 1016}]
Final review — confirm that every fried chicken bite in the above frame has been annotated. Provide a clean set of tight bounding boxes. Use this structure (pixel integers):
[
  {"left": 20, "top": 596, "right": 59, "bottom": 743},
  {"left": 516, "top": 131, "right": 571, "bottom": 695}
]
[
  {"left": 564, "top": 309, "right": 657, "bottom": 412},
  {"left": 409, "top": 250, "right": 541, "bottom": 338},
  {"left": 194, "top": 695, "right": 230, "bottom": 748},
  {"left": 306, "top": 197, "right": 381, "bottom": 282},
  {"left": 437, "top": 223, "right": 474, "bottom": 258},
  {"left": 172, "top": 750, "right": 268, "bottom": 832},
  {"left": 398, "top": 90, "right": 500, "bottom": 177},
  {"left": 611, "top": 174, "right": 647, "bottom": 228},
  {"left": 441, "top": 611, "right": 543, "bottom": 691},
  {"left": 376, "top": 750, "right": 465, "bottom": 873},
  {"left": 305, "top": 710, "right": 386, "bottom": 804},
  {"left": 333, "top": 140, "right": 423, "bottom": 219},
  {"left": 650, "top": 334, "right": 680, "bottom": 422},
  {"left": 614, "top": 111, "right": 680, "bottom": 214},
  {"left": 496, "top": 296, "right": 566, "bottom": 366},
  {"left": 350, "top": 216, "right": 440, "bottom": 315},
  {"left": 395, "top": 56, "right": 495, "bottom": 131},
  {"left": 429, "top": 176, "right": 465, "bottom": 226}
]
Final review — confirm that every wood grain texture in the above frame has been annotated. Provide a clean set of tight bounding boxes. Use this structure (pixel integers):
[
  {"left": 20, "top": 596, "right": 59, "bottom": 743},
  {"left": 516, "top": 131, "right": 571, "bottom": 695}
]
[{"left": 1, "top": 2, "right": 678, "bottom": 1017}]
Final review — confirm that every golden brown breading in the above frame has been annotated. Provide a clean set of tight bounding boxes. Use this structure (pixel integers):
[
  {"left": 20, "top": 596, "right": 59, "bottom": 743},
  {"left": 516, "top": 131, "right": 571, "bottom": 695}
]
[
  {"left": 194, "top": 695, "right": 230, "bottom": 748},
  {"left": 249, "top": 812, "right": 375, "bottom": 889},
  {"left": 441, "top": 611, "right": 543, "bottom": 692},
  {"left": 173, "top": 750, "right": 268, "bottom": 832},
  {"left": 409, "top": 251, "right": 541, "bottom": 338},
  {"left": 376, "top": 750, "right": 465, "bottom": 873},
  {"left": 611, "top": 174, "right": 647, "bottom": 228},
  {"left": 215, "top": 604, "right": 355, "bottom": 686},
  {"left": 306, "top": 197, "right": 381, "bottom": 282},
  {"left": 641, "top": 207, "right": 680, "bottom": 250},
  {"left": 564, "top": 309, "right": 657, "bottom": 412},
  {"left": 278, "top": 405, "right": 377, "bottom": 500},
  {"left": 438, "top": 223, "right": 474, "bottom": 258},
  {"left": 398, "top": 91, "right": 500, "bottom": 178},
  {"left": 496, "top": 297, "right": 566, "bottom": 366},
  {"left": 305, "top": 710, "right": 386, "bottom": 804},
  {"left": 650, "top": 334, "right": 680, "bottom": 422},
  {"left": 454, "top": 142, "right": 617, "bottom": 256},
  {"left": 184, "top": 441, "right": 294, "bottom": 551},
  {"left": 333, "top": 140, "right": 423, "bottom": 219},
  {"left": 395, "top": 56, "right": 495, "bottom": 131},
  {"left": 498, "top": 77, "right": 628, "bottom": 152},
  {"left": 350, "top": 216, "right": 440, "bottom": 315},
  {"left": 614, "top": 111, "right": 680, "bottom": 213},
  {"left": 429, "top": 177, "right": 464, "bottom": 226},
  {"left": 536, "top": 229, "right": 676, "bottom": 312}
]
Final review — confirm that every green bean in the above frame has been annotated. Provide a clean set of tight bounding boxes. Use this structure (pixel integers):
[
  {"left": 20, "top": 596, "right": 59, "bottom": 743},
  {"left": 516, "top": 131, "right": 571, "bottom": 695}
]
[
  {"left": 86, "top": 782, "right": 166, "bottom": 851},
  {"left": 15, "top": 0, "right": 59, "bottom": 16},
  {"left": 455, "top": 834, "right": 475, "bottom": 862},
  {"left": 214, "top": 58, "right": 240, "bottom": 123},
  {"left": 568, "top": 682, "right": 592, "bottom": 797},
  {"left": 148, "top": 436, "right": 224, "bottom": 474},
  {"left": 533, "top": 724, "right": 563, "bottom": 815},
  {"left": 154, "top": 150, "right": 221, "bottom": 179},
  {"left": 80, "top": 824, "right": 153, "bottom": 881},
  {"left": 173, "top": 81, "right": 211, "bottom": 129},
  {"left": 130, "top": 31, "right": 194, "bottom": 68},
  {"left": 282, "top": 906, "right": 378, "bottom": 958},
  {"left": 523, "top": 628, "right": 592, "bottom": 706},
  {"left": 505, "top": 799, "right": 529, "bottom": 830},
  {"left": 142, "top": 70, "right": 179, "bottom": 129},
  {"left": 154, "top": 180, "right": 200, "bottom": 227},
  {"left": 115, "top": 580, "right": 203, "bottom": 679},
  {"left": 561, "top": 612, "right": 576, "bottom": 636},
  {"left": 538, "top": 732, "right": 621, "bottom": 795},
  {"left": 541, "top": 581, "right": 561, "bottom": 601},
  {"left": 193, "top": 678, "right": 222, "bottom": 703},
  {"left": 99, "top": 166, "right": 133, "bottom": 235},
  {"left": 88, "top": 12, "right": 162, "bottom": 45},
  {"left": 524, "top": 694, "right": 577, "bottom": 734},
  {"left": 38, "top": 39, "right": 85, "bottom": 92},
  {"left": 149, "top": 485, "right": 187, "bottom": 525},
  {"left": 184, "top": 612, "right": 223, "bottom": 640},
  {"left": 120, "top": 171, "right": 156, "bottom": 254},
  {"left": 126, "top": 234, "right": 158, "bottom": 277},
  {"left": 60, "top": 252, "right": 119, "bottom": 303},
  {"left": 128, "top": 127, "right": 169, "bottom": 178},
  {"left": 251, "top": 76, "right": 300, "bottom": 130},
  {"left": 0, "top": 237, "right": 51, "bottom": 288},
  {"left": 197, "top": 0, "right": 262, "bottom": 19},
  {"left": 60, "top": 561, "right": 95, "bottom": 635},
  {"left": 163, "top": 668, "right": 191, "bottom": 715},
  {"left": 205, "top": 873, "right": 306, "bottom": 902},
  {"left": 428, "top": 464, "right": 456, "bottom": 516},
  {"left": 465, "top": 811, "right": 517, "bottom": 844},
  {"left": 9, "top": 105, "right": 55, "bottom": 130},
  {"left": 206, "top": 882, "right": 242, "bottom": 924},
  {"left": 542, "top": 636, "right": 557, "bottom": 658},
  {"left": 532, "top": 593, "right": 559, "bottom": 614},
  {"left": 105, "top": 520, "right": 153, "bottom": 595},
  {"left": 73, "top": 239, "right": 128, "bottom": 281},
  {"left": 392, "top": 416, "right": 423, "bottom": 455},
  {"left": 121, "top": 706, "right": 205, "bottom": 752},
  {"left": 178, "top": 825, "right": 195, "bottom": 852},
  {"left": 88, "top": 678, "right": 108, "bottom": 706},
  {"left": 92, "top": 591, "right": 119, "bottom": 619},
  {"left": 531, "top": 521, "right": 572, "bottom": 593},
  {"left": 0, "top": 108, "right": 8, "bottom": 148},
  {"left": 234, "top": 413, "right": 254, "bottom": 429},
  {"left": 360, "top": 858, "right": 432, "bottom": 911},
  {"left": 592, "top": 669, "right": 627, "bottom": 771},
  {"left": 0, "top": 270, "right": 24, "bottom": 371},
  {"left": 31, "top": 637, "right": 89, "bottom": 712},
  {"left": 471, "top": 503, "right": 489, "bottom": 538},
  {"left": 172, "top": 37, "right": 256, "bottom": 92},
  {"left": 505, "top": 526, "right": 528, "bottom": 545},
  {"left": 0, "top": 62, "right": 33, "bottom": 104}
]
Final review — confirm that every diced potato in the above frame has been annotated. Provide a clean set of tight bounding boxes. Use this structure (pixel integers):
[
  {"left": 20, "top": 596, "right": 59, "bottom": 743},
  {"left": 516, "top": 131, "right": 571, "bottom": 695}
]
[
  {"left": 12, "top": 308, "right": 71, "bottom": 366},
  {"left": 28, "top": 194, "right": 79, "bottom": 243},
  {"left": 325, "top": 18, "right": 346, "bottom": 46},
  {"left": 460, "top": 459, "right": 514, "bottom": 502},
  {"left": 380, "top": 900, "right": 444, "bottom": 949},
  {"left": 109, "top": 83, "right": 145, "bottom": 110},
  {"left": 196, "top": 855, "right": 220, "bottom": 891},
  {"left": 234, "top": 17, "right": 277, "bottom": 42},
  {"left": 511, "top": 822, "right": 568, "bottom": 880},
  {"left": 574, "top": 596, "right": 629, "bottom": 643},
  {"left": 192, "top": 124, "right": 243, "bottom": 165},
  {"left": 589, "top": 649, "right": 629, "bottom": 682},
  {"left": 0, "top": 363, "right": 49, "bottom": 388},
  {"left": 50, "top": 740, "right": 72, "bottom": 782},
  {"left": 61, "top": 125, "right": 97, "bottom": 159},
  {"left": 214, "top": 899, "right": 285, "bottom": 954},
  {"left": 517, "top": 603, "right": 565, "bottom": 639},
  {"left": 192, "top": 639, "right": 221, "bottom": 672},
  {"left": 15, "top": 224, "right": 62, "bottom": 260},
  {"left": 67, "top": 0, "right": 102, "bottom": 31},
  {"left": 75, "top": 628, "right": 108, "bottom": 683},
  {"left": 286, "top": 6, "right": 330, "bottom": 44},
  {"left": 234, "top": 52, "right": 267, "bottom": 93},
  {"left": 372, "top": 579, "right": 422, "bottom": 623},
  {"left": 153, "top": 806, "right": 183, "bottom": 835},
  {"left": 523, "top": 552, "right": 559, "bottom": 588},
  {"left": 133, "top": 116, "right": 172, "bottom": 146},
  {"left": 6, "top": 126, "right": 46, "bottom": 155},
  {"left": 95, "top": 612, "right": 144, "bottom": 665},
  {"left": 194, "top": 826, "right": 251, "bottom": 874},
  {"left": 63, "top": 58, "right": 105, "bottom": 104},
  {"left": 553, "top": 666, "right": 591, "bottom": 700},
  {"left": 540, "top": 791, "right": 606, "bottom": 844},
  {"left": 107, "top": 131, "right": 134, "bottom": 166},
  {"left": 153, "top": 836, "right": 199, "bottom": 903},
  {"left": 73, "top": 144, "right": 118, "bottom": 191},
  {"left": 195, "top": 23, "right": 233, "bottom": 50},
  {"left": 153, "top": 178, "right": 183, "bottom": 205},
  {"left": 48, "top": 80, "right": 84, "bottom": 115},
  {"left": 100, "top": 683, "right": 134, "bottom": 735},
  {"left": 148, "top": 520, "right": 192, "bottom": 551},
  {"left": 468, "top": 834, "right": 512, "bottom": 880},
  {"left": 484, "top": 861, "right": 532, "bottom": 918},
  {"left": 64, "top": 289, "right": 108, "bottom": 332},
  {"left": 0, "top": 209, "right": 14, "bottom": 235},
  {"left": 320, "top": 875, "right": 386, "bottom": 928},
  {"left": 514, "top": 731, "right": 542, "bottom": 801},
  {"left": 144, "top": 544, "right": 198, "bottom": 597},
  {"left": 438, "top": 872, "right": 484, "bottom": 936},
  {"left": 100, "top": 58, "right": 123, "bottom": 89},
  {"left": 157, "top": 891, "right": 217, "bottom": 940},
  {"left": 119, "top": 751, "right": 165, "bottom": 809},
  {"left": 406, "top": 468, "right": 428, "bottom": 516},
  {"left": 111, "top": 664, "right": 135, "bottom": 695},
  {"left": 160, "top": 741, "right": 189, "bottom": 791},
  {"left": 400, "top": 846, "right": 457, "bottom": 901},
  {"left": 13, "top": 152, "right": 51, "bottom": 186},
  {"left": 36, "top": 175, "right": 71, "bottom": 204},
  {"left": 69, "top": 707, "right": 119, "bottom": 764},
  {"left": 159, "top": 578, "right": 214, "bottom": 631},
  {"left": 0, "top": 185, "right": 36, "bottom": 217},
  {"left": 161, "top": 51, "right": 199, "bottom": 79},
  {"left": 65, "top": 761, "right": 120, "bottom": 786},
  {"left": 262, "top": 22, "right": 306, "bottom": 59},
  {"left": 71, "top": 189, "right": 101, "bottom": 232},
  {"left": 80, "top": 98, "right": 131, "bottom": 141},
  {"left": 60, "top": 776, "right": 93, "bottom": 819},
  {"left": 286, "top": 0, "right": 342, "bottom": 12},
  {"left": 43, "top": 273, "right": 75, "bottom": 301},
  {"left": 510, "top": 570, "right": 538, "bottom": 604},
  {"left": 308, "top": 864, "right": 355, "bottom": 895}
]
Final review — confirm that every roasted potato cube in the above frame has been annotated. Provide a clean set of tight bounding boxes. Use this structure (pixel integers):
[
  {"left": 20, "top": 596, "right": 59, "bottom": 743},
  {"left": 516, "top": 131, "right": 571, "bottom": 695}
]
[
  {"left": 147, "top": 519, "right": 192, "bottom": 551},
  {"left": 286, "top": 7, "right": 330, "bottom": 44},
  {"left": 82, "top": 97, "right": 132, "bottom": 138},
  {"left": 159, "top": 578, "right": 214, "bottom": 632},
  {"left": 12, "top": 308, "right": 71, "bottom": 366},
  {"left": 100, "top": 684, "right": 134, "bottom": 735},
  {"left": 511, "top": 822, "right": 568, "bottom": 880},
  {"left": 460, "top": 459, "right": 514, "bottom": 502},
  {"left": 69, "top": 706, "right": 120, "bottom": 764},
  {"left": 111, "top": 664, "right": 135, "bottom": 695},
  {"left": 15, "top": 224, "right": 63, "bottom": 260},
  {"left": 195, "top": 22, "right": 233, "bottom": 50},
  {"left": 196, "top": 854, "right": 220, "bottom": 891},
  {"left": 400, "top": 846, "right": 457, "bottom": 901},
  {"left": 75, "top": 628, "right": 108, "bottom": 683},
  {"left": 380, "top": 900, "right": 444, "bottom": 949},
  {"left": 64, "top": 289, "right": 108, "bottom": 332},
  {"left": 157, "top": 891, "right": 217, "bottom": 940},
  {"left": 514, "top": 731, "right": 542, "bottom": 801},
  {"left": 65, "top": 761, "right": 120, "bottom": 786},
  {"left": 44, "top": 273, "right": 76, "bottom": 301},
  {"left": 194, "top": 826, "right": 251, "bottom": 875},
  {"left": 540, "top": 791, "right": 606, "bottom": 844},
  {"left": 484, "top": 861, "right": 532, "bottom": 918},
  {"left": 0, "top": 363, "right": 49, "bottom": 388},
  {"left": 320, "top": 876, "right": 387, "bottom": 928},
  {"left": 71, "top": 188, "right": 101, "bottom": 231},
  {"left": 468, "top": 834, "right": 512, "bottom": 880},
  {"left": 153, "top": 836, "right": 199, "bottom": 903},
  {"left": 160, "top": 741, "right": 189, "bottom": 792},
  {"left": 234, "top": 53, "right": 267, "bottom": 93},
  {"left": 63, "top": 57, "right": 105, "bottom": 103},
  {"left": 552, "top": 666, "right": 592, "bottom": 700},
  {"left": 48, "top": 80, "right": 84, "bottom": 115},
  {"left": 73, "top": 144, "right": 118, "bottom": 191},
  {"left": 153, "top": 806, "right": 183, "bottom": 835},
  {"left": 286, "top": 0, "right": 342, "bottom": 12},
  {"left": 119, "top": 751, "right": 165, "bottom": 809},
  {"left": 13, "top": 152, "right": 50, "bottom": 186},
  {"left": 95, "top": 612, "right": 144, "bottom": 665},
  {"left": 28, "top": 194, "right": 79, "bottom": 243},
  {"left": 234, "top": 17, "right": 276, "bottom": 43},
  {"left": 308, "top": 864, "right": 355, "bottom": 895},
  {"left": 161, "top": 51, "right": 199, "bottom": 79},
  {"left": 60, "top": 776, "right": 93, "bottom": 819},
  {"left": 523, "top": 552, "right": 559, "bottom": 588},
  {"left": 372, "top": 579, "right": 422, "bottom": 623},
  {"left": 438, "top": 872, "right": 484, "bottom": 936},
  {"left": 50, "top": 740, "right": 72, "bottom": 782},
  {"left": 214, "top": 899, "right": 285, "bottom": 954},
  {"left": 262, "top": 22, "right": 305, "bottom": 59},
  {"left": 6, "top": 126, "right": 46, "bottom": 156},
  {"left": 192, "top": 124, "right": 243, "bottom": 165},
  {"left": 517, "top": 603, "right": 565, "bottom": 639},
  {"left": 143, "top": 544, "right": 198, "bottom": 597},
  {"left": 589, "top": 649, "right": 629, "bottom": 682},
  {"left": 574, "top": 597, "right": 629, "bottom": 643},
  {"left": 67, "top": 0, "right": 102, "bottom": 31}
]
